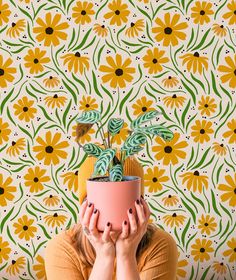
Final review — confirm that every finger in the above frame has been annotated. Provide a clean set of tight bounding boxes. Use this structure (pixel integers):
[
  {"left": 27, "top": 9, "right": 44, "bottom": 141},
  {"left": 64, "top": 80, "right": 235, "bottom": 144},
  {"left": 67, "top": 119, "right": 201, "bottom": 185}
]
[
  {"left": 128, "top": 208, "right": 137, "bottom": 235},
  {"left": 135, "top": 199, "right": 146, "bottom": 226},
  {"left": 89, "top": 208, "right": 99, "bottom": 237},
  {"left": 102, "top": 222, "right": 112, "bottom": 242},
  {"left": 79, "top": 199, "right": 88, "bottom": 222},
  {"left": 83, "top": 202, "right": 94, "bottom": 228},
  {"left": 140, "top": 197, "right": 151, "bottom": 219},
  {"left": 120, "top": 220, "right": 129, "bottom": 239}
]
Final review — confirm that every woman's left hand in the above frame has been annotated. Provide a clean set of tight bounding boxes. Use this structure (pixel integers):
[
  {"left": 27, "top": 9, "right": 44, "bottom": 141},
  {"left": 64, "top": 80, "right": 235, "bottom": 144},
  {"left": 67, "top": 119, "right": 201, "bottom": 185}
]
[{"left": 115, "top": 196, "right": 151, "bottom": 258}]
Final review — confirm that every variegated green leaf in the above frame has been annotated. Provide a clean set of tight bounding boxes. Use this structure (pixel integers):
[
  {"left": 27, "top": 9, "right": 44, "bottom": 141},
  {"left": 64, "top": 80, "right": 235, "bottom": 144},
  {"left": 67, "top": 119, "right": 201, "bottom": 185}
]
[
  {"left": 76, "top": 110, "right": 101, "bottom": 124},
  {"left": 93, "top": 148, "right": 116, "bottom": 176},
  {"left": 136, "top": 125, "right": 174, "bottom": 141},
  {"left": 121, "top": 132, "right": 147, "bottom": 150},
  {"left": 108, "top": 118, "right": 124, "bottom": 136},
  {"left": 109, "top": 164, "right": 123, "bottom": 181},
  {"left": 130, "top": 110, "right": 161, "bottom": 129},
  {"left": 83, "top": 143, "right": 104, "bottom": 157},
  {"left": 121, "top": 145, "right": 144, "bottom": 159}
]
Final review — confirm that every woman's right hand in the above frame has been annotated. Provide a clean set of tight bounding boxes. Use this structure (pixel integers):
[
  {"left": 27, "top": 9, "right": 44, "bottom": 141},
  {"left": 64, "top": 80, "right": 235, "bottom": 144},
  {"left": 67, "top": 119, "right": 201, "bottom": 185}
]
[{"left": 79, "top": 199, "right": 116, "bottom": 259}]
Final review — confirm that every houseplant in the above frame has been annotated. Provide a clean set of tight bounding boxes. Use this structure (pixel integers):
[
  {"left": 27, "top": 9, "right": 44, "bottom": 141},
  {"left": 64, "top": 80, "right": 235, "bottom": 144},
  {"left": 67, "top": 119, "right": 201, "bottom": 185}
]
[{"left": 76, "top": 109, "right": 173, "bottom": 231}]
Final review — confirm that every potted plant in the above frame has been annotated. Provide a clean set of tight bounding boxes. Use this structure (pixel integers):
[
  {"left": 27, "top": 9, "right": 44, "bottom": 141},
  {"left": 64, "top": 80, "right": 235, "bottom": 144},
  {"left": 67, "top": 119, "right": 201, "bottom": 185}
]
[{"left": 75, "top": 109, "right": 173, "bottom": 231}]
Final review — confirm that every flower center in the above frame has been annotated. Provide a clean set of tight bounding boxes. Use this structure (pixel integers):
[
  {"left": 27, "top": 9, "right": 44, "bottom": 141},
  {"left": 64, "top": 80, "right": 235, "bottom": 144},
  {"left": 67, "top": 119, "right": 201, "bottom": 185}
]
[
  {"left": 234, "top": 69, "right": 236, "bottom": 76},
  {"left": 34, "top": 177, "right": 39, "bottom": 183},
  {"left": 12, "top": 141, "right": 16, "bottom": 146},
  {"left": 194, "top": 52, "right": 200, "bottom": 57},
  {"left": 204, "top": 104, "right": 208, "bottom": 108},
  {"left": 34, "top": 58, "right": 39, "bottom": 64},
  {"left": 12, "top": 22, "right": 16, "bottom": 27},
  {"left": 152, "top": 177, "right": 158, "bottom": 182},
  {"left": 142, "top": 106, "right": 147, "bottom": 112},
  {"left": 220, "top": 144, "right": 224, "bottom": 147},
  {"left": 168, "top": 195, "right": 172, "bottom": 198},
  {"left": 200, "top": 129, "right": 205, "bottom": 134},
  {"left": 152, "top": 58, "right": 158, "bottom": 64},
  {"left": 46, "top": 146, "right": 53, "bottom": 153},
  {"left": 200, "top": 248, "right": 205, "bottom": 253},
  {"left": 115, "top": 68, "right": 123, "bottom": 76},
  {"left": 220, "top": 25, "right": 224, "bottom": 28},
  {"left": 220, "top": 262, "right": 224, "bottom": 265},
  {"left": 234, "top": 129, "right": 236, "bottom": 133},
  {"left": 45, "top": 27, "right": 53, "bottom": 34},
  {"left": 172, "top": 94, "right": 177, "bottom": 98},
  {"left": 0, "top": 69, "right": 4, "bottom": 76},
  {"left": 101, "top": 25, "right": 105, "bottom": 28},
  {"left": 234, "top": 188, "right": 236, "bottom": 194},
  {"left": 204, "top": 223, "right": 208, "bottom": 226},
  {"left": 0, "top": 187, "right": 4, "bottom": 195},
  {"left": 168, "top": 76, "right": 172, "bottom": 79},
  {"left": 194, "top": 170, "right": 199, "bottom": 176},
  {"left": 12, "top": 260, "right": 16, "bottom": 265},
  {"left": 49, "top": 195, "right": 53, "bottom": 198},
  {"left": 53, "top": 213, "right": 58, "bottom": 217},
  {"left": 131, "top": 22, "right": 135, "bottom": 27},
  {"left": 49, "top": 76, "right": 53, "bottom": 79},
  {"left": 53, "top": 94, "right": 58, "bottom": 98},
  {"left": 200, "top": 10, "right": 205, "bottom": 15},
  {"left": 115, "top": 10, "right": 120, "bottom": 15},
  {"left": 23, "top": 225, "right": 28, "bottom": 231},
  {"left": 81, "top": 10, "right": 86, "bottom": 15},
  {"left": 172, "top": 213, "right": 177, "bottom": 217},
  {"left": 75, "top": 52, "right": 81, "bottom": 57},
  {"left": 75, "top": 170, "right": 78, "bottom": 175},
  {"left": 164, "top": 146, "right": 172, "bottom": 153},
  {"left": 164, "top": 27, "right": 172, "bottom": 34}
]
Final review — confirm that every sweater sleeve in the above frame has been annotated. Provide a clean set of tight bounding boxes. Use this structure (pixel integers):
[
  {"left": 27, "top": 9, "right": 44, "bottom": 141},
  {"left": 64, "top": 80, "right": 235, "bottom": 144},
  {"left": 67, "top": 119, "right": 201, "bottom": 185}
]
[
  {"left": 139, "top": 229, "right": 178, "bottom": 280},
  {"left": 44, "top": 234, "right": 84, "bottom": 280}
]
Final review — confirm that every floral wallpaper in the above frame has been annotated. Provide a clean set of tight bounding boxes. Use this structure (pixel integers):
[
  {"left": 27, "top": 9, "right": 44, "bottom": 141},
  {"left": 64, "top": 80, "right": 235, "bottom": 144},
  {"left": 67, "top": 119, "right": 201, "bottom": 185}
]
[{"left": 0, "top": 0, "right": 236, "bottom": 279}]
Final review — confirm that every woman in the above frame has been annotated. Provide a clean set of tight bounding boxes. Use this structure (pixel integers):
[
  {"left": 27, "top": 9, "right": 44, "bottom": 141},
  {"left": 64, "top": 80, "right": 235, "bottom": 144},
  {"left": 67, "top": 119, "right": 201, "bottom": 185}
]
[{"left": 44, "top": 195, "right": 178, "bottom": 280}]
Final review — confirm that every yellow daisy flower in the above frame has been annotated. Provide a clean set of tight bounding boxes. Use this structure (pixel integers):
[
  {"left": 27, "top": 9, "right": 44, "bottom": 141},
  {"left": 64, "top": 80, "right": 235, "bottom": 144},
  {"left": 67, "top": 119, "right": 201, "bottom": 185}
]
[
  {"left": 223, "top": 119, "right": 236, "bottom": 144},
  {"left": 44, "top": 213, "right": 67, "bottom": 227},
  {"left": 0, "top": 117, "right": 11, "bottom": 144},
  {"left": 93, "top": 24, "right": 108, "bottom": 37},
  {"left": 33, "top": 255, "right": 47, "bottom": 280},
  {"left": 13, "top": 215, "right": 37, "bottom": 241},
  {"left": 6, "top": 256, "right": 25, "bottom": 276},
  {"left": 6, "top": 19, "right": 25, "bottom": 38},
  {"left": 33, "top": 131, "right": 69, "bottom": 165},
  {"left": 218, "top": 54, "right": 236, "bottom": 88},
  {"left": 163, "top": 213, "right": 186, "bottom": 227},
  {"left": 125, "top": 19, "right": 144, "bottom": 37},
  {"left": 99, "top": 53, "right": 135, "bottom": 88},
  {"left": 61, "top": 171, "right": 79, "bottom": 192},
  {"left": 43, "top": 194, "right": 60, "bottom": 207},
  {"left": 212, "top": 261, "right": 227, "bottom": 275},
  {"left": 190, "top": 120, "right": 214, "bottom": 143},
  {"left": 163, "top": 94, "right": 186, "bottom": 108},
  {"left": 13, "top": 96, "right": 37, "bottom": 122},
  {"left": 180, "top": 170, "right": 208, "bottom": 193},
  {"left": 61, "top": 52, "right": 90, "bottom": 74},
  {"left": 198, "top": 214, "right": 217, "bottom": 235},
  {"left": 152, "top": 132, "right": 188, "bottom": 165},
  {"left": 180, "top": 52, "right": 208, "bottom": 74},
  {"left": 0, "top": 54, "right": 17, "bottom": 88},
  {"left": 79, "top": 95, "right": 98, "bottom": 111},
  {"left": 212, "top": 142, "right": 227, "bottom": 156},
  {"left": 43, "top": 76, "right": 60, "bottom": 88},
  {"left": 198, "top": 95, "right": 216, "bottom": 116},
  {"left": 191, "top": 1, "right": 214, "bottom": 25},
  {"left": 152, "top": 12, "right": 188, "bottom": 46},
  {"left": 222, "top": 0, "right": 236, "bottom": 25},
  {"left": 0, "top": 237, "right": 11, "bottom": 263},
  {"left": 44, "top": 94, "right": 67, "bottom": 109},
  {"left": 162, "top": 76, "right": 179, "bottom": 88},
  {"left": 72, "top": 1, "right": 95, "bottom": 25},
  {"left": 24, "top": 48, "right": 50, "bottom": 74},
  {"left": 218, "top": 173, "right": 236, "bottom": 207},
  {"left": 142, "top": 47, "right": 169, "bottom": 74},
  {"left": 0, "top": 174, "right": 16, "bottom": 207},
  {"left": 33, "top": 12, "right": 69, "bottom": 46},
  {"left": 6, "top": 138, "right": 25, "bottom": 157},
  {"left": 144, "top": 166, "right": 169, "bottom": 192},
  {"left": 191, "top": 238, "right": 214, "bottom": 262},
  {"left": 162, "top": 194, "right": 179, "bottom": 207},
  {"left": 176, "top": 251, "right": 188, "bottom": 280},
  {"left": 0, "top": 0, "right": 11, "bottom": 26},
  {"left": 132, "top": 96, "right": 155, "bottom": 116},
  {"left": 223, "top": 237, "right": 236, "bottom": 262},
  {"left": 104, "top": 0, "right": 130, "bottom": 26},
  {"left": 24, "top": 166, "right": 50, "bottom": 193},
  {"left": 212, "top": 23, "right": 227, "bottom": 37}
]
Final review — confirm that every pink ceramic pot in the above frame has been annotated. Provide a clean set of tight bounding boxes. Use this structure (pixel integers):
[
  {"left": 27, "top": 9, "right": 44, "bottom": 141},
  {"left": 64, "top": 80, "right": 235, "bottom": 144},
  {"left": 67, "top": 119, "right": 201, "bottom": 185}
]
[{"left": 86, "top": 176, "right": 141, "bottom": 231}]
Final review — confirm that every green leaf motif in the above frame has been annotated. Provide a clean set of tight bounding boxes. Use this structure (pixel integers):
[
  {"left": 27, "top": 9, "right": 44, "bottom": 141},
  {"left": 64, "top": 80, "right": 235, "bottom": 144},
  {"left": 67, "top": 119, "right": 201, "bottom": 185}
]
[
  {"left": 121, "top": 132, "right": 147, "bottom": 150},
  {"left": 122, "top": 145, "right": 144, "bottom": 159},
  {"left": 93, "top": 148, "right": 116, "bottom": 176},
  {"left": 83, "top": 143, "right": 104, "bottom": 158},
  {"left": 131, "top": 110, "right": 161, "bottom": 129},
  {"left": 109, "top": 164, "right": 123, "bottom": 181},
  {"left": 136, "top": 125, "right": 174, "bottom": 141},
  {"left": 108, "top": 118, "right": 124, "bottom": 136},
  {"left": 76, "top": 109, "right": 101, "bottom": 124}
]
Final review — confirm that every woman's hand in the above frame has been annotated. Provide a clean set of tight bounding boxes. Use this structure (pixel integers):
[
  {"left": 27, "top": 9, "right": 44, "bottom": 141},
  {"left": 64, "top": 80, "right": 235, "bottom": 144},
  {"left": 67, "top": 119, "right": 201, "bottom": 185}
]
[
  {"left": 115, "top": 196, "right": 151, "bottom": 258},
  {"left": 79, "top": 199, "right": 116, "bottom": 259}
]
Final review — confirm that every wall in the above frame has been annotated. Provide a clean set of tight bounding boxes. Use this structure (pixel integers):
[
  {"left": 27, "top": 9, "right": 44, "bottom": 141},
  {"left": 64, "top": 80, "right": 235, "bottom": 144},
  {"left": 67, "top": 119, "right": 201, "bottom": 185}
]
[{"left": 0, "top": 0, "right": 236, "bottom": 279}]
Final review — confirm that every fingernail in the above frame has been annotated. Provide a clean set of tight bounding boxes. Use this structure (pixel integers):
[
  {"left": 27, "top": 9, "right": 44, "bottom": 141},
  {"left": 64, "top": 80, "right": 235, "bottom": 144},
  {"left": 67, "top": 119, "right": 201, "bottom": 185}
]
[
  {"left": 93, "top": 209, "right": 97, "bottom": 214},
  {"left": 107, "top": 222, "right": 110, "bottom": 226},
  {"left": 129, "top": 208, "right": 132, "bottom": 214},
  {"left": 88, "top": 202, "right": 92, "bottom": 207},
  {"left": 136, "top": 199, "right": 140, "bottom": 204},
  {"left": 124, "top": 220, "right": 127, "bottom": 225}
]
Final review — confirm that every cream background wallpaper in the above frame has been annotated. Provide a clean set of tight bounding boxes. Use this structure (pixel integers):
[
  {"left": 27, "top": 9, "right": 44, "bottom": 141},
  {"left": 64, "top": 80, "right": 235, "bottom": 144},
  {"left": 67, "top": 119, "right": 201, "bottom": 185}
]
[{"left": 0, "top": 0, "right": 236, "bottom": 279}]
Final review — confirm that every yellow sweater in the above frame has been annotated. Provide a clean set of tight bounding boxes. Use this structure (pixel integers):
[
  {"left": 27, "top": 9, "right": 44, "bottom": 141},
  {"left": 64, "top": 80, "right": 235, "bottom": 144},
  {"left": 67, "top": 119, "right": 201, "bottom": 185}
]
[{"left": 44, "top": 223, "right": 178, "bottom": 280}]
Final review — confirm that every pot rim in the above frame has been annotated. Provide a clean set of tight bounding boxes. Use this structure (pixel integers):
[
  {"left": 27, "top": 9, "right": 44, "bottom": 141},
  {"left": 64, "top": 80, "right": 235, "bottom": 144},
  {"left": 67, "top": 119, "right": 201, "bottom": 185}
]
[{"left": 87, "top": 175, "right": 141, "bottom": 182}]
